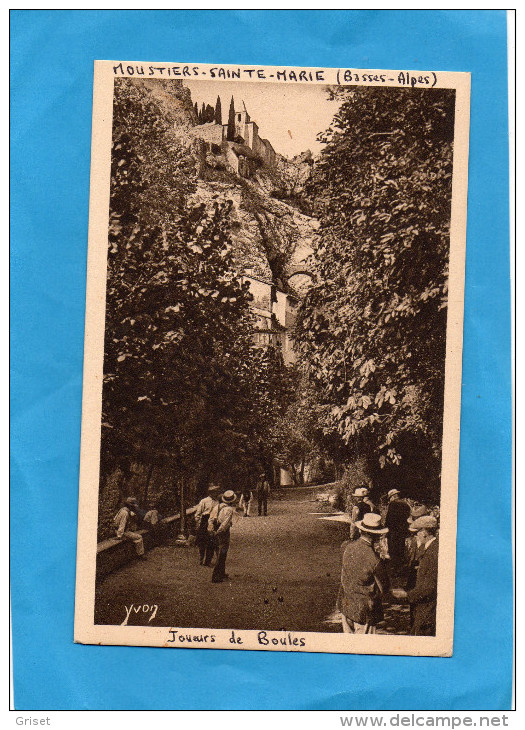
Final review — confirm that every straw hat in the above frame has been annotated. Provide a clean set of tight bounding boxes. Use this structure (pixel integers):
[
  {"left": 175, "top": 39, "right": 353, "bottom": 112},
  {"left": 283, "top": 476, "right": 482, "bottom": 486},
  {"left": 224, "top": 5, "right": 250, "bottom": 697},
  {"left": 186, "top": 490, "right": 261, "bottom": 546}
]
[
  {"left": 353, "top": 487, "right": 369, "bottom": 498},
  {"left": 355, "top": 512, "right": 389, "bottom": 535},
  {"left": 387, "top": 489, "right": 401, "bottom": 500},
  {"left": 409, "top": 515, "right": 438, "bottom": 533},
  {"left": 221, "top": 490, "right": 237, "bottom": 505}
]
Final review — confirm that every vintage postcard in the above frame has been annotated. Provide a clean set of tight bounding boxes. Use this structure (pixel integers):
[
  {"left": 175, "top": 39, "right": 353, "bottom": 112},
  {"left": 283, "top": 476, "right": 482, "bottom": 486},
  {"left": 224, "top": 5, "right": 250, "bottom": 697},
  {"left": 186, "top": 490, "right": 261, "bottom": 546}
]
[{"left": 75, "top": 61, "right": 470, "bottom": 656}]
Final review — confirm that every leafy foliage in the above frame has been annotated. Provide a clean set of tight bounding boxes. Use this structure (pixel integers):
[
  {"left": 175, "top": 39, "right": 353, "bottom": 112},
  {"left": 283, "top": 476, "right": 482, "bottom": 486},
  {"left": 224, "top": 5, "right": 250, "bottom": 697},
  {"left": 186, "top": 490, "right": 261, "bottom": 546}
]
[
  {"left": 294, "top": 86, "right": 455, "bottom": 494},
  {"left": 103, "top": 79, "right": 289, "bottom": 493},
  {"left": 271, "top": 373, "right": 323, "bottom": 486}
]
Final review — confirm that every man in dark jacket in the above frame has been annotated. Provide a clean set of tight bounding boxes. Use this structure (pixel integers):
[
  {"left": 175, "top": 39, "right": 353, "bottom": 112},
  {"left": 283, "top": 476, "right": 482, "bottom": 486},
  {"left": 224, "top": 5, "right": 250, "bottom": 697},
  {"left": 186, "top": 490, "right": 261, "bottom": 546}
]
[
  {"left": 256, "top": 472, "right": 271, "bottom": 516},
  {"left": 405, "top": 505, "right": 430, "bottom": 590},
  {"left": 392, "top": 515, "right": 439, "bottom": 635},
  {"left": 340, "top": 512, "right": 390, "bottom": 633},
  {"left": 349, "top": 486, "right": 377, "bottom": 540},
  {"left": 384, "top": 489, "right": 411, "bottom": 570}
]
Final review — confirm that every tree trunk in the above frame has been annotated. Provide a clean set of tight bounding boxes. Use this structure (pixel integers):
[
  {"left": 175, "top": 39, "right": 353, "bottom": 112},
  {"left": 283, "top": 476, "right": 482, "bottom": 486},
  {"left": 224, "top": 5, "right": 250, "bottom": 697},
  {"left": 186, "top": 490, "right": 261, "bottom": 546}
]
[
  {"left": 142, "top": 462, "right": 155, "bottom": 507},
  {"left": 299, "top": 458, "right": 305, "bottom": 487},
  {"left": 179, "top": 476, "right": 187, "bottom": 535}
]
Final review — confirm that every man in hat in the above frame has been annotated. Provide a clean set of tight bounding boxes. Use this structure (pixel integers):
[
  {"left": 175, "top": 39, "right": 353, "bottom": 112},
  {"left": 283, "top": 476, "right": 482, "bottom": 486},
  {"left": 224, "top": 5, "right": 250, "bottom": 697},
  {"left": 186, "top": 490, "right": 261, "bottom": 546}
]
[
  {"left": 405, "top": 504, "right": 430, "bottom": 585},
  {"left": 194, "top": 485, "right": 221, "bottom": 566},
  {"left": 209, "top": 490, "right": 237, "bottom": 583},
  {"left": 384, "top": 489, "right": 411, "bottom": 572},
  {"left": 113, "top": 496, "right": 145, "bottom": 558},
  {"left": 392, "top": 515, "right": 439, "bottom": 635},
  {"left": 350, "top": 487, "right": 377, "bottom": 540},
  {"left": 339, "top": 513, "right": 390, "bottom": 633},
  {"left": 256, "top": 472, "right": 271, "bottom": 517},
  {"left": 239, "top": 473, "right": 253, "bottom": 517}
]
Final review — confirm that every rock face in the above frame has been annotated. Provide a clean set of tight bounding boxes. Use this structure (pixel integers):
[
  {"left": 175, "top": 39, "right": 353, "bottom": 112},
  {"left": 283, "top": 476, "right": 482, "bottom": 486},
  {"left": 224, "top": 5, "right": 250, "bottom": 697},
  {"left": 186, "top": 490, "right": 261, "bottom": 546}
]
[
  {"left": 191, "top": 175, "right": 318, "bottom": 292},
  {"left": 124, "top": 78, "right": 319, "bottom": 292}
]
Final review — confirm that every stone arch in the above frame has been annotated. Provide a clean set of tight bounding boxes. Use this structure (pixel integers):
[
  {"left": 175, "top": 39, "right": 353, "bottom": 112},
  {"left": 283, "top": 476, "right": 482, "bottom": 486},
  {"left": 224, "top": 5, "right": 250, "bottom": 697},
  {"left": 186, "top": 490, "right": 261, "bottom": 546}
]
[{"left": 286, "top": 267, "right": 314, "bottom": 284}]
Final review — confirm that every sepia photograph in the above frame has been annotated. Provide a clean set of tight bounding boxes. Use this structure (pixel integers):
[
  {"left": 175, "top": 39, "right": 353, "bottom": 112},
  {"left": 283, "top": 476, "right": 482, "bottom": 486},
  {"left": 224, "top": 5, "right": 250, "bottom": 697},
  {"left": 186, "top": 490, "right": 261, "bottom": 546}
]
[{"left": 75, "top": 62, "right": 470, "bottom": 656}]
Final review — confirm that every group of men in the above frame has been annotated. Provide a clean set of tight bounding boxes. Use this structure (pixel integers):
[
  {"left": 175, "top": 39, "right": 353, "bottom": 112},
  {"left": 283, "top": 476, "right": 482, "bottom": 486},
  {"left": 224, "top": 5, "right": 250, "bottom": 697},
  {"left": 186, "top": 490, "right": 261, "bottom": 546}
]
[
  {"left": 112, "top": 473, "right": 271, "bottom": 583},
  {"left": 193, "top": 472, "right": 271, "bottom": 583},
  {"left": 112, "top": 496, "right": 162, "bottom": 558},
  {"left": 239, "top": 473, "right": 271, "bottom": 517},
  {"left": 340, "top": 486, "right": 439, "bottom": 636},
  {"left": 113, "top": 479, "right": 438, "bottom": 637}
]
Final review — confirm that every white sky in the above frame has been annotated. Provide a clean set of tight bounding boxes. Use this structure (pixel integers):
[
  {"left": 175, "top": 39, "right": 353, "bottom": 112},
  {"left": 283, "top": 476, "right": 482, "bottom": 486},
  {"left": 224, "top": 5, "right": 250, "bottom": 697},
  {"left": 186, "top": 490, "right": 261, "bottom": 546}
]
[{"left": 183, "top": 80, "right": 339, "bottom": 158}]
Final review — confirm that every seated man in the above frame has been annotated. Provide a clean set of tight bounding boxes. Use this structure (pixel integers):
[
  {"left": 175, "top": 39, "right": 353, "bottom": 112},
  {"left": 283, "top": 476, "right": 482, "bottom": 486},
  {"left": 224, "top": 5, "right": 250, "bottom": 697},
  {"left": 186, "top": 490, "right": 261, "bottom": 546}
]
[{"left": 114, "top": 496, "right": 146, "bottom": 558}]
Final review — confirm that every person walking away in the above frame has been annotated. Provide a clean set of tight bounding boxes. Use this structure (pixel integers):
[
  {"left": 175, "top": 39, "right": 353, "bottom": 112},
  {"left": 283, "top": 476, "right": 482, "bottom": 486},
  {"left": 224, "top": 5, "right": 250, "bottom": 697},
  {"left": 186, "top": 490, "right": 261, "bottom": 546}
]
[
  {"left": 384, "top": 489, "right": 411, "bottom": 574},
  {"left": 350, "top": 487, "right": 377, "bottom": 540},
  {"left": 256, "top": 472, "right": 270, "bottom": 516},
  {"left": 240, "top": 486, "right": 252, "bottom": 516},
  {"left": 238, "top": 475, "right": 252, "bottom": 517},
  {"left": 194, "top": 485, "right": 220, "bottom": 566},
  {"left": 339, "top": 513, "right": 390, "bottom": 633},
  {"left": 391, "top": 515, "right": 439, "bottom": 636},
  {"left": 209, "top": 490, "right": 237, "bottom": 583},
  {"left": 113, "top": 496, "right": 146, "bottom": 558}
]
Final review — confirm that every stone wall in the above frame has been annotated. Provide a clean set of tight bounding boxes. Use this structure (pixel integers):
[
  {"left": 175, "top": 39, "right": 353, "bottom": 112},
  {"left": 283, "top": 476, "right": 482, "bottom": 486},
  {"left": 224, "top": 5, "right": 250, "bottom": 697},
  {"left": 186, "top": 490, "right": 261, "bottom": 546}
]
[
  {"left": 96, "top": 506, "right": 197, "bottom": 580},
  {"left": 224, "top": 143, "right": 240, "bottom": 174},
  {"left": 97, "top": 462, "right": 196, "bottom": 541},
  {"left": 190, "top": 122, "right": 224, "bottom": 146}
]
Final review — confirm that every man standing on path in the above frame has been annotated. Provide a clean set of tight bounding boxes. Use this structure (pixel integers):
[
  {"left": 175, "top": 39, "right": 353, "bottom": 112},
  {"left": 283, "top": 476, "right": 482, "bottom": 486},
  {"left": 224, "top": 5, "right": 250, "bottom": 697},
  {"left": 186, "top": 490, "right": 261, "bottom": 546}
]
[
  {"left": 349, "top": 487, "right": 377, "bottom": 540},
  {"left": 239, "top": 475, "right": 253, "bottom": 517},
  {"left": 256, "top": 472, "right": 271, "bottom": 516},
  {"left": 194, "top": 485, "right": 221, "bottom": 566},
  {"left": 339, "top": 512, "right": 389, "bottom": 634},
  {"left": 209, "top": 490, "right": 237, "bottom": 583},
  {"left": 113, "top": 496, "right": 146, "bottom": 558},
  {"left": 384, "top": 489, "right": 411, "bottom": 573},
  {"left": 392, "top": 515, "right": 439, "bottom": 635}
]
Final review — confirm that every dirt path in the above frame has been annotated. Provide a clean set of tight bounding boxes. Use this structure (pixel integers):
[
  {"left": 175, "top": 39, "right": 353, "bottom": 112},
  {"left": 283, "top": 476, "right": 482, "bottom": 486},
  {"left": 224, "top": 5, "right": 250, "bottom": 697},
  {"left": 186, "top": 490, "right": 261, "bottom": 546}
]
[{"left": 94, "top": 492, "right": 410, "bottom": 634}]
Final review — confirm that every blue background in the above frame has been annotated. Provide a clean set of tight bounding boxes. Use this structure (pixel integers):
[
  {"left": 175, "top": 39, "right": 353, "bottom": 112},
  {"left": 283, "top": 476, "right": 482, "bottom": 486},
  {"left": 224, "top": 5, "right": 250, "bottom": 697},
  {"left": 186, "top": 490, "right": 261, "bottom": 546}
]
[{"left": 11, "top": 10, "right": 512, "bottom": 710}]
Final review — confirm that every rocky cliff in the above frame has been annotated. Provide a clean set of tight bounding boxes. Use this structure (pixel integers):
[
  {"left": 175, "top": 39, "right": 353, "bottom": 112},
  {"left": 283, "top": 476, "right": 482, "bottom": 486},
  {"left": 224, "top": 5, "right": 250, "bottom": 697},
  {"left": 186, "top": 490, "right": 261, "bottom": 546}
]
[{"left": 124, "top": 78, "right": 319, "bottom": 294}]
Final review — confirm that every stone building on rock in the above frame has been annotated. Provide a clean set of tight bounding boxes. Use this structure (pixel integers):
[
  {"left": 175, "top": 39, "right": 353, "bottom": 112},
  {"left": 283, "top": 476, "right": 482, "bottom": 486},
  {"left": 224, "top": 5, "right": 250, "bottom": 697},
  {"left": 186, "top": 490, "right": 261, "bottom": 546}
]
[{"left": 191, "top": 101, "right": 276, "bottom": 178}]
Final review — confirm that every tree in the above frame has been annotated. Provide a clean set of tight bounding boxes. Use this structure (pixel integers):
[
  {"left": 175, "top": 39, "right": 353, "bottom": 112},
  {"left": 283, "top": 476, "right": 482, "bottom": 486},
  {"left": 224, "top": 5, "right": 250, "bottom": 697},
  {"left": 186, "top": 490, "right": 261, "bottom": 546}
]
[
  {"left": 227, "top": 95, "right": 236, "bottom": 141},
  {"left": 104, "top": 78, "right": 263, "bottom": 502},
  {"left": 214, "top": 95, "right": 222, "bottom": 125},
  {"left": 271, "top": 373, "right": 321, "bottom": 486},
  {"left": 294, "top": 86, "right": 455, "bottom": 499},
  {"left": 102, "top": 76, "right": 305, "bottom": 520}
]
